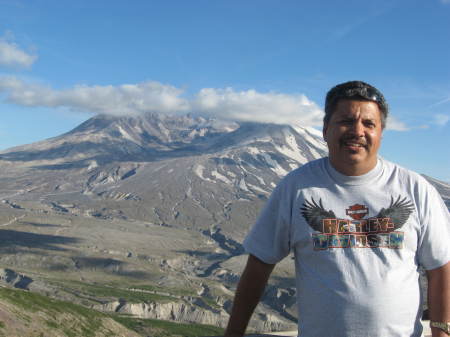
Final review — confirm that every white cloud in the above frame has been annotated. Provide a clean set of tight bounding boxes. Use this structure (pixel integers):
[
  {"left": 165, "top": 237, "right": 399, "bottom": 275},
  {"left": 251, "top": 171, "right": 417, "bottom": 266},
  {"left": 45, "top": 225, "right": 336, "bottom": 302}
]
[
  {"left": 0, "top": 77, "right": 189, "bottom": 115},
  {"left": 1, "top": 77, "right": 418, "bottom": 131},
  {"left": 193, "top": 88, "right": 324, "bottom": 126},
  {"left": 0, "top": 37, "right": 37, "bottom": 68},
  {"left": 433, "top": 114, "right": 450, "bottom": 126},
  {"left": 0, "top": 77, "right": 416, "bottom": 131},
  {"left": 0, "top": 77, "right": 325, "bottom": 126},
  {"left": 386, "top": 115, "right": 409, "bottom": 131}
]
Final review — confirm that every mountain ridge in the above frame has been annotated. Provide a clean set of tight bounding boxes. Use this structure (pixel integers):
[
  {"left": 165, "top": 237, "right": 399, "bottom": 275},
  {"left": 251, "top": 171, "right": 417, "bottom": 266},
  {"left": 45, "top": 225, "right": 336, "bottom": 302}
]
[{"left": 0, "top": 113, "right": 324, "bottom": 165}]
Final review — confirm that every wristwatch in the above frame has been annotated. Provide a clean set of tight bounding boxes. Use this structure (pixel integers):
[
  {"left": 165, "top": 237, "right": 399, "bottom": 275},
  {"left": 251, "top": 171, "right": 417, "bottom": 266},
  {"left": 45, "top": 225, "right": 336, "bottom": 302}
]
[{"left": 430, "top": 321, "right": 450, "bottom": 335}]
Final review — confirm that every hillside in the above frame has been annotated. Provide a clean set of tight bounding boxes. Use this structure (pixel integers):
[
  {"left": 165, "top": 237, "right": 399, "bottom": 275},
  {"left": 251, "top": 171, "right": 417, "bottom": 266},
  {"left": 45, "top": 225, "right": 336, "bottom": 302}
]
[{"left": 0, "top": 285, "right": 226, "bottom": 337}]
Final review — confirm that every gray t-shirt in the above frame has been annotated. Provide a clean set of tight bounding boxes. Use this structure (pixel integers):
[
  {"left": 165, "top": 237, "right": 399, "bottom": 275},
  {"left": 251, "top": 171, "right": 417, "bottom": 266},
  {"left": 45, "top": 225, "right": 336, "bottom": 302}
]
[{"left": 244, "top": 157, "right": 450, "bottom": 337}]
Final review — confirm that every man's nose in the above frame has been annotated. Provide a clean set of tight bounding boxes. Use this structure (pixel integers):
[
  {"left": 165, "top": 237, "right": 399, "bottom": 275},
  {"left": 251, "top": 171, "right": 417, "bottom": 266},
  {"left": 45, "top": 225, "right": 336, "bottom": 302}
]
[{"left": 350, "top": 121, "right": 365, "bottom": 136}]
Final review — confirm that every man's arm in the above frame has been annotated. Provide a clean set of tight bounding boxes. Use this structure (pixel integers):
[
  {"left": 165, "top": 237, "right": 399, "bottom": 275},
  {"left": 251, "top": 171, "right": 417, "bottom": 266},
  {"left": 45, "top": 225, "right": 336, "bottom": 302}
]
[
  {"left": 224, "top": 254, "right": 275, "bottom": 337},
  {"left": 427, "top": 261, "right": 450, "bottom": 337}
]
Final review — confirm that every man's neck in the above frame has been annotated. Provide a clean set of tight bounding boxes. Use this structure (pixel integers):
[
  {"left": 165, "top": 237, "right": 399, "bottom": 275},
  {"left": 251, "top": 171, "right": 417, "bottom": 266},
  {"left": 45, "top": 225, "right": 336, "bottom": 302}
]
[{"left": 328, "top": 157, "right": 378, "bottom": 176}]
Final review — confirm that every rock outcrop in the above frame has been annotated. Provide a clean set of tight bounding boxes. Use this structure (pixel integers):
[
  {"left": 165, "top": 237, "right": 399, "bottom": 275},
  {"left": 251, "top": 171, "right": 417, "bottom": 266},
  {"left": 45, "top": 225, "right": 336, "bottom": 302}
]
[
  {"left": 95, "top": 298, "right": 296, "bottom": 332},
  {"left": 0, "top": 268, "right": 33, "bottom": 289}
]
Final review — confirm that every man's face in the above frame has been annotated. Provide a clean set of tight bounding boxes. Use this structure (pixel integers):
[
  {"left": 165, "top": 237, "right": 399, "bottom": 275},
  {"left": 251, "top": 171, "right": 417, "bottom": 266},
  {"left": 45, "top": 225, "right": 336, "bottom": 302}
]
[{"left": 323, "top": 99, "right": 383, "bottom": 176}]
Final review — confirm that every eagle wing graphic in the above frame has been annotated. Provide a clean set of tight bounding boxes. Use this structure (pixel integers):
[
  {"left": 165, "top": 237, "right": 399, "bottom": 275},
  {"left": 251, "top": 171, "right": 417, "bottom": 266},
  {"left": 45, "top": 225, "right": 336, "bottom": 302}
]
[
  {"left": 301, "top": 197, "right": 336, "bottom": 232},
  {"left": 375, "top": 195, "right": 414, "bottom": 230}
]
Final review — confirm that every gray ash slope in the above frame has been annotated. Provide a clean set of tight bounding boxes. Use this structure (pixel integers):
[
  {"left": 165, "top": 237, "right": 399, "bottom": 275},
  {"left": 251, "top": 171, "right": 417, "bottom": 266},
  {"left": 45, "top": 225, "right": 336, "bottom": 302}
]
[{"left": 0, "top": 112, "right": 328, "bottom": 239}]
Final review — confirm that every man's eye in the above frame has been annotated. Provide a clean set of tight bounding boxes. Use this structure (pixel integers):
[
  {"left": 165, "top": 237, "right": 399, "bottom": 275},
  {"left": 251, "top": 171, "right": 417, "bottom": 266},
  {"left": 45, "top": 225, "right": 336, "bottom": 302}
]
[{"left": 339, "top": 120, "right": 353, "bottom": 124}]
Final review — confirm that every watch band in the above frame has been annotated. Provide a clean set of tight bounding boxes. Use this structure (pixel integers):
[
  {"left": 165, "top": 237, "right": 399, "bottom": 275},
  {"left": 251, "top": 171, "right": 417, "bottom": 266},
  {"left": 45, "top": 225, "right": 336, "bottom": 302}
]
[{"left": 430, "top": 321, "right": 450, "bottom": 335}]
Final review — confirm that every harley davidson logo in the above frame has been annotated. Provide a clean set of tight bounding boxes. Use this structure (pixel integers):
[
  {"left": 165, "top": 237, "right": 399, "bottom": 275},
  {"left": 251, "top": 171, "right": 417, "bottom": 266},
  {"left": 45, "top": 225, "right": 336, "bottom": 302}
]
[{"left": 346, "top": 204, "right": 369, "bottom": 220}]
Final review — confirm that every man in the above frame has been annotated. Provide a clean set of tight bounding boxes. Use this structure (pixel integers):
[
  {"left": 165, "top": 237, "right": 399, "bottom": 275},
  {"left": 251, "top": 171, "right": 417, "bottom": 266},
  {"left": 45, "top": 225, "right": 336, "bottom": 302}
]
[{"left": 224, "top": 81, "right": 450, "bottom": 337}]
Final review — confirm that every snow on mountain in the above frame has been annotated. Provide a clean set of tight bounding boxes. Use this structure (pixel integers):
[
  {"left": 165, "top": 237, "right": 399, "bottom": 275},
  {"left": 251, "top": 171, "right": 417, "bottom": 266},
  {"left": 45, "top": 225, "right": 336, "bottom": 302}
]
[{"left": 0, "top": 113, "right": 241, "bottom": 164}]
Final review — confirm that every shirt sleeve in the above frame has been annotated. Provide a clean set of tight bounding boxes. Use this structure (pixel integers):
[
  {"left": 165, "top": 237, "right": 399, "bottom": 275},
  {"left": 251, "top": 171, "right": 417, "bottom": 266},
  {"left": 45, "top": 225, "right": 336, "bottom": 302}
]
[
  {"left": 243, "top": 178, "right": 292, "bottom": 264},
  {"left": 417, "top": 182, "right": 450, "bottom": 270}
]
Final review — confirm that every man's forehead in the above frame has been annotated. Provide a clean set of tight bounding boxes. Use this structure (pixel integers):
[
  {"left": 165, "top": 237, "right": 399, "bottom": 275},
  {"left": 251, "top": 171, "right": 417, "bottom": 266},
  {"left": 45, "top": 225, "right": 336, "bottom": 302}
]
[{"left": 333, "top": 100, "right": 381, "bottom": 118}]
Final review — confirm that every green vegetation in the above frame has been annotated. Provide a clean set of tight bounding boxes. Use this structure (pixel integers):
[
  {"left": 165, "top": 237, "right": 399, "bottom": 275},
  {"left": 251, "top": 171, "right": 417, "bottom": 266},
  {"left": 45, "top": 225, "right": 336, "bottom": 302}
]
[
  {"left": 0, "top": 287, "right": 106, "bottom": 337},
  {"left": 112, "top": 315, "right": 225, "bottom": 337},
  {"left": 201, "top": 296, "right": 222, "bottom": 310},
  {"left": 45, "top": 320, "right": 59, "bottom": 329},
  {"left": 0, "top": 287, "right": 225, "bottom": 337},
  {"left": 0, "top": 286, "right": 102, "bottom": 318},
  {"left": 123, "top": 283, "right": 196, "bottom": 297},
  {"left": 56, "top": 280, "right": 178, "bottom": 303}
]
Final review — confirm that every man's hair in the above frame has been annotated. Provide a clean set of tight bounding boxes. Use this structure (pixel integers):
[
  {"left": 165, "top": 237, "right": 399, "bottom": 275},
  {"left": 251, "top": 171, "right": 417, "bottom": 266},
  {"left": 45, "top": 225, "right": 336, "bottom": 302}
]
[{"left": 324, "top": 81, "right": 389, "bottom": 129}]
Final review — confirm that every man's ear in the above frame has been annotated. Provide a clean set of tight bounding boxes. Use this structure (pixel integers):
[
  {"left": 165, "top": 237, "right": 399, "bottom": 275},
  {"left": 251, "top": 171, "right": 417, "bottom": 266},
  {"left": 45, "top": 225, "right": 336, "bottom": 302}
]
[{"left": 323, "top": 124, "right": 328, "bottom": 141}]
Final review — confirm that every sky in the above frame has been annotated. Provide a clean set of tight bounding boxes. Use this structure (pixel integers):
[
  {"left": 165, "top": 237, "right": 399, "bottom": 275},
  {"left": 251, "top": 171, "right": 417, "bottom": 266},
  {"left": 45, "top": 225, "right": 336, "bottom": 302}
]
[{"left": 0, "top": 0, "right": 449, "bottom": 182}]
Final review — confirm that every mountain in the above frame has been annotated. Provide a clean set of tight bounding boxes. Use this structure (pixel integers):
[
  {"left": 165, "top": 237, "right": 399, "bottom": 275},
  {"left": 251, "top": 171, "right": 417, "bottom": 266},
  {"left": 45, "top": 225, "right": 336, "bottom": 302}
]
[
  {"left": 0, "top": 112, "right": 448, "bottom": 335},
  {"left": 0, "top": 112, "right": 328, "bottom": 333},
  {"left": 0, "top": 113, "right": 327, "bottom": 240}
]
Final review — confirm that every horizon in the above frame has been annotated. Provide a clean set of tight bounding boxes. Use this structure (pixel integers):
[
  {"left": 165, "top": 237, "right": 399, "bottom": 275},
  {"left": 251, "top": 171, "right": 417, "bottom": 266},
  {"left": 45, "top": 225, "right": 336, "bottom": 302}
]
[{"left": 0, "top": 0, "right": 449, "bottom": 182}]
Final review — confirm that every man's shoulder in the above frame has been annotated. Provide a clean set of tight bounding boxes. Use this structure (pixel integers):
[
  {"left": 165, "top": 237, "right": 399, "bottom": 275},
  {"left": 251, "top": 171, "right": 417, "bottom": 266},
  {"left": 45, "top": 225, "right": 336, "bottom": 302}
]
[
  {"left": 380, "top": 158, "right": 440, "bottom": 197},
  {"left": 381, "top": 157, "right": 429, "bottom": 184}
]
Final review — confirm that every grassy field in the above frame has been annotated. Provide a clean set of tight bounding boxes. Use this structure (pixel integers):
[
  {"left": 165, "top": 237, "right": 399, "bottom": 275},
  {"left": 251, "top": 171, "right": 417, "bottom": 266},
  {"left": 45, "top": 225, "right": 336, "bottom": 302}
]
[
  {"left": 58, "top": 279, "right": 179, "bottom": 303},
  {"left": 112, "top": 315, "right": 225, "bottom": 337},
  {"left": 0, "top": 286, "right": 225, "bottom": 337},
  {"left": 0, "top": 286, "right": 112, "bottom": 337}
]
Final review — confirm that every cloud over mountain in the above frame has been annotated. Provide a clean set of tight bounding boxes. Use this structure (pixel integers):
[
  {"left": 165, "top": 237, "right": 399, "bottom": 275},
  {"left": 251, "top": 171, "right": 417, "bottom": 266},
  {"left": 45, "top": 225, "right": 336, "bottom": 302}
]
[
  {"left": 0, "top": 77, "right": 189, "bottom": 115},
  {"left": 193, "top": 88, "right": 323, "bottom": 126},
  {"left": 0, "top": 77, "right": 324, "bottom": 126}
]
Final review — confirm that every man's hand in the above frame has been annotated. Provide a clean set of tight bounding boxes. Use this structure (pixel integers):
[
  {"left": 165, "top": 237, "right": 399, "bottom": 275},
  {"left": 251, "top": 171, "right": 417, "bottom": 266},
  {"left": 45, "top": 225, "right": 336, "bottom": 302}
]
[
  {"left": 427, "top": 261, "right": 450, "bottom": 337},
  {"left": 224, "top": 254, "right": 275, "bottom": 337}
]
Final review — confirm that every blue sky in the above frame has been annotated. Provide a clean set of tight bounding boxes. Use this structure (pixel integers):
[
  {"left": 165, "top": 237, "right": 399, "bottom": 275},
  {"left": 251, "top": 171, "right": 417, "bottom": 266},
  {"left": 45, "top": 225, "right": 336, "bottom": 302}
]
[{"left": 0, "top": 0, "right": 449, "bottom": 181}]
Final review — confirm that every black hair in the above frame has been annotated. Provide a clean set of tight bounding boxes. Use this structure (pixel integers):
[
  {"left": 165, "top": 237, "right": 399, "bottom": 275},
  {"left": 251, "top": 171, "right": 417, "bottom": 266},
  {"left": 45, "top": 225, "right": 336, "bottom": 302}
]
[{"left": 324, "top": 81, "right": 389, "bottom": 129}]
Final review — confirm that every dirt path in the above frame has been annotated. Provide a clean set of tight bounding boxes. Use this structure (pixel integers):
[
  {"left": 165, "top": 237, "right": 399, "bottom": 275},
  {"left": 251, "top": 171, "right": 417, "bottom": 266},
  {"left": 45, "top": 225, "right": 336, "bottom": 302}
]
[{"left": 0, "top": 214, "right": 25, "bottom": 227}]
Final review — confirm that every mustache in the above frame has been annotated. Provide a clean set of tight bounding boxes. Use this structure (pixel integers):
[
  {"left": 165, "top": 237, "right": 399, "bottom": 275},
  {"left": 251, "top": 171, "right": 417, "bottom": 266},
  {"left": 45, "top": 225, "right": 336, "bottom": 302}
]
[{"left": 339, "top": 136, "right": 367, "bottom": 146}]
